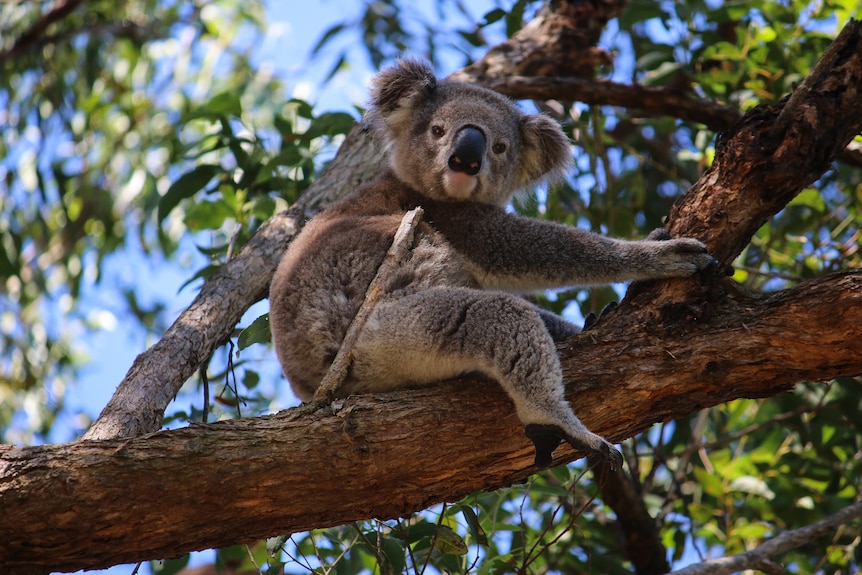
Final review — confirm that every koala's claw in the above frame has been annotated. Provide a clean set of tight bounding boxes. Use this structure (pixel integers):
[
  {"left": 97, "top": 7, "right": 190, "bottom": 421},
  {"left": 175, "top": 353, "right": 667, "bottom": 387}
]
[{"left": 525, "top": 424, "right": 623, "bottom": 471}]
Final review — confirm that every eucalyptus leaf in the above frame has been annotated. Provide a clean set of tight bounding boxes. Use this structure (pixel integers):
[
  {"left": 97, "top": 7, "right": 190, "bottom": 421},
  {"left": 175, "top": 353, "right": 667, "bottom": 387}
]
[{"left": 238, "top": 314, "right": 271, "bottom": 350}]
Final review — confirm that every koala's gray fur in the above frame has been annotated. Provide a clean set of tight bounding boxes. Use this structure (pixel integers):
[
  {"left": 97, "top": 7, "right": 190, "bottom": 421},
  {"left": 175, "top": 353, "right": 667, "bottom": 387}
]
[{"left": 269, "top": 59, "right": 714, "bottom": 470}]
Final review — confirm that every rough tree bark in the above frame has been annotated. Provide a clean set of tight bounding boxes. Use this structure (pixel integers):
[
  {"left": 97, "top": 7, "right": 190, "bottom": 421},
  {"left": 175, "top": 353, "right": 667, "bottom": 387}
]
[{"left": 2, "top": 5, "right": 861, "bottom": 575}]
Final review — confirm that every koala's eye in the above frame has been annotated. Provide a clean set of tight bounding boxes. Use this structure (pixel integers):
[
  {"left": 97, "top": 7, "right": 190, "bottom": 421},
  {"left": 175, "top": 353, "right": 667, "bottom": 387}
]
[
  {"left": 492, "top": 141, "right": 507, "bottom": 154},
  {"left": 431, "top": 125, "right": 445, "bottom": 138}
]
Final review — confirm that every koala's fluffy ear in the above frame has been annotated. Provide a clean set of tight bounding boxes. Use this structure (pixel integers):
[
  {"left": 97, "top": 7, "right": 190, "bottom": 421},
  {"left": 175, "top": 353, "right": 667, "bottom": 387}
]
[
  {"left": 519, "top": 114, "right": 572, "bottom": 186},
  {"left": 367, "top": 59, "right": 437, "bottom": 136}
]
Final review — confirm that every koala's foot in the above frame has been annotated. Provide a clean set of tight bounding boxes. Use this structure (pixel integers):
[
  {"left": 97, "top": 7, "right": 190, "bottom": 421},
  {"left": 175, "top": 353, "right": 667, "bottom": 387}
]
[{"left": 525, "top": 424, "right": 623, "bottom": 471}]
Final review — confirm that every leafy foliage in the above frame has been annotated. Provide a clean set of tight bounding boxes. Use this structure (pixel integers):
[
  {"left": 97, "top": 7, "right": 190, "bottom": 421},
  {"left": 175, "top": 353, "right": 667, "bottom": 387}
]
[{"left": 2, "top": 0, "right": 861, "bottom": 573}]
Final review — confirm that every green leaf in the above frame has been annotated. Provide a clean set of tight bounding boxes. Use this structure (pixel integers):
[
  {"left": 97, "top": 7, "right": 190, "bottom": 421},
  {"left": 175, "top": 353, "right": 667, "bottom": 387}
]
[
  {"left": 184, "top": 199, "right": 234, "bottom": 230},
  {"left": 788, "top": 188, "right": 826, "bottom": 211},
  {"left": 243, "top": 369, "right": 260, "bottom": 390},
  {"left": 306, "top": 111, "right": 356, "bottom": 139},
  {"left": 206, "top": 90, "right": 243, "bottom": 117},
  {"left": 481, "top": 8, "right": 507, "bottom": 26},
  {"left": 238, "top": 313, "right": 271, "bottom": 351},
  {"left": 286, "top": 98, "right": 315, "bottom": 120},
  {"left": 457, "top": 504, "right": 488, "bottom": 547},
  {"left": 393, "top": 521, "right": 439, "bottom": 544},
  {"left": 619, "top": 0, "right": 668, "bottom": 28},
  {"left": 505, "top": 0, "right": 528, "bottom": 38},
  {"left": 149, "top": 555, "right": 190, "bottom": 575},
  {"left": 372, "top": 534, "right": 406, "bottom": 575},
  {"left": 251, "top": 195, "right": 277, "bottom": 220},
  {"left": 432, "top": 525, "right": 468, "bottom": 556},
  {"left": 178, "top": 264, "right": 221, "bottom": 293},
  {"left": 158, "top": 164, "right": 221, "bottom": 223},
  {"left": 702, "top": 41, "right": 744, "bottom": 61},
  {"left": 311, "top": 22, "right": 347, "bottom": 56}
]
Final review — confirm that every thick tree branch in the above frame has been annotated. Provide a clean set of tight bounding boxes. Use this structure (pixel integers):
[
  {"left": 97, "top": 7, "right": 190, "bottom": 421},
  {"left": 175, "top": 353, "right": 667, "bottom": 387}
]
[
  {"left": 1, "top": 271, "right": 860, "bottom": 574},
  {"left": 82, "top": 207, "right": 300, "bottom": 440},
  {"left": 605, "top": 18, "right": 862, "bottom": 322},
  {"left": 669, "top": 500, "right": 862, "bottom": 575},
  {"left": 453, "top": 0, "right": 628, "bottom": 80},
  {"left": 668, "top": 19, "right": 862, "bottom": 264}
]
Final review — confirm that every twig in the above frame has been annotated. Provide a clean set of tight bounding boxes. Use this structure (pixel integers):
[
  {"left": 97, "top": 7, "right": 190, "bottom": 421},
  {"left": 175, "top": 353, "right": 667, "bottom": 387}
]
[
  {"left": 313, "top": 207, "right": 425, "bottom": 402},
  {"left": 669, "top": 500, "right": 862, "bottom": 575}
]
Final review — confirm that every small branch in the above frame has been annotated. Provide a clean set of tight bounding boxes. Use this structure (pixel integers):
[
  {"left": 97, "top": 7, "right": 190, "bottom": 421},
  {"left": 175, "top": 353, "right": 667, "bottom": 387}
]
[
  {"left": 313, "top": 207, "right": 425, "bottom": 402},
  {"left": 669, "top": 500, "right": 862, "bottom": 575},
  {"left": 462, "top": 75, "right": 742, "bottom": 133},
  {"left": 83, "top": 125, "right": 380, "bottom": 441}
]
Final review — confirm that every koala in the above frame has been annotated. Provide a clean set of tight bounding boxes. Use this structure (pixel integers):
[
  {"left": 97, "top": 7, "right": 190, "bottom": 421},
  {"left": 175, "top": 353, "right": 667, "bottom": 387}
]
[{"left": 269, "top": 59, "right": 714, "bottom": 470}]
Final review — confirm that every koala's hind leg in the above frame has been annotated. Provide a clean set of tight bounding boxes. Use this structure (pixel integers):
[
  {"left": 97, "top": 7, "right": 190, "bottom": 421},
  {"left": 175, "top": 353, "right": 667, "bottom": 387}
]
[{"left": 349, "top": 287, "right": 622, "bottom": 470}]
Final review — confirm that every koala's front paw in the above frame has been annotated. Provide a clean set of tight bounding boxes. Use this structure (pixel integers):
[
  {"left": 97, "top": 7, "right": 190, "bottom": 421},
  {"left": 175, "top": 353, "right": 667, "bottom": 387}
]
[
  {"left": 650, "top": 237, "right": 716, "bottom": 277},
  {"left": 525, "top": 424, "right": 623, "bottom": 471}
]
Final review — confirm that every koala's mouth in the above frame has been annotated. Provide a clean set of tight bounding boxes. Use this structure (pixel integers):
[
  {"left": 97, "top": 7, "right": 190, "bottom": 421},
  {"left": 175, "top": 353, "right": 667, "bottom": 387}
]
[{"left": 443, "top": 170, "right": 478, "bottom": 199}]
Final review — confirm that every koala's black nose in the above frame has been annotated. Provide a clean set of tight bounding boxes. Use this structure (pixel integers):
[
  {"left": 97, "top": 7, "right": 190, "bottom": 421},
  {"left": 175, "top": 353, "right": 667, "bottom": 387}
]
[{"left": 448, "top": 126, "right": 485, "bottom": 176}]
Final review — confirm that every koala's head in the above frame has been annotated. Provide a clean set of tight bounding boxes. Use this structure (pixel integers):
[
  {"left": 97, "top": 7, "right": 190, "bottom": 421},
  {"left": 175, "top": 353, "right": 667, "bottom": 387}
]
[{"left": 365, "top": 59, "right": 571, "bottom": 205}]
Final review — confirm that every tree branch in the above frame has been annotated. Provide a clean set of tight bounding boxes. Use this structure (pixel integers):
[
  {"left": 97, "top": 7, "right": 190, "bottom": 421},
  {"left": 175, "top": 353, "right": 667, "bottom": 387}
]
[
  {"left": 608, "top": 18, "right": 862, "bottom": 319},
  {"left": 451, "top": 0, "right": 628, "bottom": 80},
  {"left": 463, "top": 75, "right": 741, "bottom": 132},
  {"left": 1, "top": 271, "right": 860, "bottom": 574},
  {"left": 668, "top": 500, "right": 862, "bottom": 575},
  {"left": 590, "top": 461, "right": 670, "bottom": 575}
]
